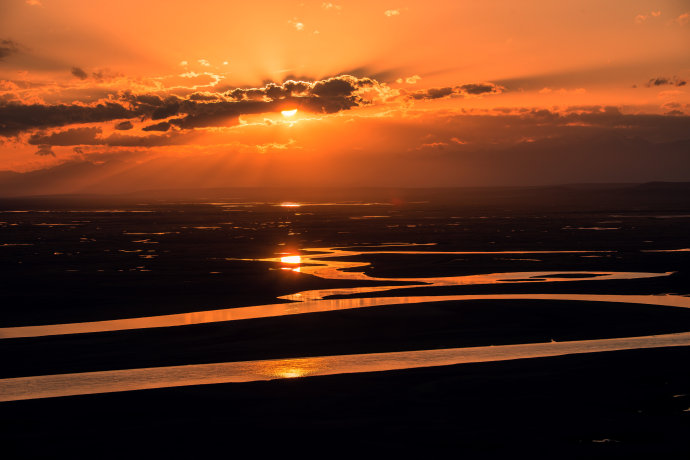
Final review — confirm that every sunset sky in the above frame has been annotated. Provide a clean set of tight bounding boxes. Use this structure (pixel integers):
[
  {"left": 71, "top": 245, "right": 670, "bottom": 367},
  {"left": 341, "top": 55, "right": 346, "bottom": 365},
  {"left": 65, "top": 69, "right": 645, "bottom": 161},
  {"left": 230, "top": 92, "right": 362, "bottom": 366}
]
[{"left": 1, "top": 0, "right": 689, "bottom": 194}]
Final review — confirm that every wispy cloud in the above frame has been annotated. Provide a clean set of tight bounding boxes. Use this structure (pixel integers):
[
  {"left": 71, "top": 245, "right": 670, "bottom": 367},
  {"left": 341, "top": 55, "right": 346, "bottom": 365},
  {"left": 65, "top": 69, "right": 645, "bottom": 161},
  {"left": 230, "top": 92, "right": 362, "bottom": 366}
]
[
  {"left": 288, "top": 19, "right": 305, "bottom": 31},
  {"left": 397, "top": 75, "right": 421, "bottom": 84},
  {"left": 635, "top": 10, "right": 661, "bottom": 24}
]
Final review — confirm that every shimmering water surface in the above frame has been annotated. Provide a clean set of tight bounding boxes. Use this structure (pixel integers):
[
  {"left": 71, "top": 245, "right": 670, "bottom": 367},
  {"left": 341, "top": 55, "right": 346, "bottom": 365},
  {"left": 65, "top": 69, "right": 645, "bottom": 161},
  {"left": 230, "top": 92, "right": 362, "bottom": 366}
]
[
  {"left": 1, "top": 204, "right": 689, "bottom": 402},
  {"left": 0, "top": 246, "right": 679, "bottom": 339},
  {"left": 2, "top": 331, "right": 689, "bottom": 402}
]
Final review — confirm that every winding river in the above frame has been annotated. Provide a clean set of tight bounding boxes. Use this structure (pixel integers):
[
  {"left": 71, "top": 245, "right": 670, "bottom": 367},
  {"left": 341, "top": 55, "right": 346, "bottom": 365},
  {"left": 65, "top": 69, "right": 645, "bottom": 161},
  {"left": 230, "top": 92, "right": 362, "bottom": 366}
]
[{"left": 1, "top": 245, "right": 688, "bottom": 402}]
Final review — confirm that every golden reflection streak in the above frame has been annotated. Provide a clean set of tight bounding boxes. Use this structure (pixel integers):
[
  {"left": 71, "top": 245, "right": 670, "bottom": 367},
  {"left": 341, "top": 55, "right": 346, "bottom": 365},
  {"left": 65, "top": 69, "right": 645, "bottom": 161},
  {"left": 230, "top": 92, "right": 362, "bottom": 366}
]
[
  {"left": 1, "top": 293, "right": 687, "bottom": 340},
  {"left": 2, "top": 332, "right": 690, "bottom": 402},
  {"left": 256, "top": 358, "right": 323, "bottom": 379}
]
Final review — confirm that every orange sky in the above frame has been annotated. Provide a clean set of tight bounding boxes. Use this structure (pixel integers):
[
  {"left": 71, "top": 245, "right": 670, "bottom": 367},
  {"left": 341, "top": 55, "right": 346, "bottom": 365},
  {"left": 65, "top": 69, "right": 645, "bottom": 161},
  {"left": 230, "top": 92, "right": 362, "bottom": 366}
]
[{"left": 0, "top": 0, "right": 689, "bottom": 193}]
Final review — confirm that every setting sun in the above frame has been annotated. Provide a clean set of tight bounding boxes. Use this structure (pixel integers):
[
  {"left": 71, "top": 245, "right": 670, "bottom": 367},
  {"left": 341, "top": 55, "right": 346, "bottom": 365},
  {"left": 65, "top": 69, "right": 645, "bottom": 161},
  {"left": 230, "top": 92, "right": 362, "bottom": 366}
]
[
  {"left": 280, "top": 255, "right": 301, "bottom": 265},
  {"left": 281, "top": 109, "right": 298, "bottom": 117}
]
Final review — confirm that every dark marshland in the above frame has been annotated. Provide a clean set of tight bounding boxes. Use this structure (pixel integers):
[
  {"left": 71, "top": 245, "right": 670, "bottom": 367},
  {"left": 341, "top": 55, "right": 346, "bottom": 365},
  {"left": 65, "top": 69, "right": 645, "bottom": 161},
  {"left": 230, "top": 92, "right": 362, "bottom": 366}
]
[{"left": 1, "top": 184, "right": 689, "bottom": 457}]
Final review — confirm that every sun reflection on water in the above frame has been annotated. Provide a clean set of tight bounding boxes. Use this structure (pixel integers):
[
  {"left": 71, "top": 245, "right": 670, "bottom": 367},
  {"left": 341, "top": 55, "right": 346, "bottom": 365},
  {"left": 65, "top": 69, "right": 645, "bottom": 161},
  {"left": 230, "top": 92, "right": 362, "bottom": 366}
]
[
  {"left": 256, "top": 358, "right": 324, "bottom": 379},
  {"left": 280, "top": 254, "right": 301, "bottom": 272},
  {"left": 280, "top": 255, "right": 301, "bottom": 264},
  {"left": 0, "top": 245, "right": 684, "bottom": 341}
]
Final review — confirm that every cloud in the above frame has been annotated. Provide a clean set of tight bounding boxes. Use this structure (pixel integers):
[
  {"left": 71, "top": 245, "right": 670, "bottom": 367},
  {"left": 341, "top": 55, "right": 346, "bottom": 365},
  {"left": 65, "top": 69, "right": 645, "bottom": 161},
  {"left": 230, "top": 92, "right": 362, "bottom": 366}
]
[
  {"left": 100, "top": 132, "right": 185, "bottom": 147},
  {"left": 645, "top": 76, "right": 687, "bottom": 87},
  {"left": 288, "top": 19, "right": 305, "bottom": 31},
  {"left": 142, "top": 121, "right": 171, "bottom": 132},
  {"left": 168, "top": 110, "right": 244, "bottom": 129},
  {"left": 310, "top": 76, "right": 373, "bottom": 97},
  {"left": 256, "top": 139, "right": 297, "bottom": 153},
  {"left": 34, "top": 144, "right": 55, "bottom": 156},
  {"left": 635, "top": 11, "right": 661, "bottom": 24},
  {"left": 410, "top": 87, "right": 453, "bottom": 99},
  {"left": 1, "top": 76, "right": 500, "bottom": 136},
  {"left": 71, "top": 67, "right": 88, "bottom": 80},
  {"left": 91, "top": 69, "right": 122, "bottom": 82},
  {"left": 21, "top": 124, "right": 191, "bottom": 147},
  {"left": 114, "top": 121, "right": 133, "bottom": 130},
  {"left": 28, "top": 127, "right": 102, "bottom": 146},
  {"left": 662, "top": 102, "right": 682, "bottom": 110},
  {"left": 160, "top": 75, "right": 380, "bottom": 127},
  {"left": 0, "top": 101, "right": 136, "bottom": 136},
  {"left": 384, "top": 9, "right": 400, "bottom": 17},
  {"left": 322, "top": 2, "right": 341, "bottom": 11},
  {"left": 397, "top": 75, "right": 421, "bottom": 84},
  {"left": 187, "top": 92, "right": 223, "bottom": 102},
  {"left": 25, "top": 0, "right": 42, "bottom": 6},
  {"left": 335, "top": 65, "right": 403, "bottom": 83},
  {"left": 406, "top": 82, "right": 503, "bottom": 100},
  {"left": 150, "top": 98, "right": 181, "bottom": 119},
  {"left": 0, "top": 75, "right": 373, "bottom": 137},
  {"left": 0, "top": 40, "right": 20, "bottom": 61},
  {"left": 460, "top": 83, "right": 502, "bottom": 95},
  {"left": 416, "top": 141, "right": 449, "bottom": 150},
  {"left": 662, "top": 101, "right": 686, "bottom": 115},
  {"left": 676, "top": 12, "right": 689, "bottom": 26}
]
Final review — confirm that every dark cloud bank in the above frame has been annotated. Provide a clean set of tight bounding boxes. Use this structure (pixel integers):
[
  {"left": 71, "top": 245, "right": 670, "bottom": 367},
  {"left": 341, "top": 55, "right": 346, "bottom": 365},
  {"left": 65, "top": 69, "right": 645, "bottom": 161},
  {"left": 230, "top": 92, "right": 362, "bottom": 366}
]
[
  {"left": 645, "top": 77, "right": 687, "bottom": 87},
  {"left": 0, "top": 75, "right": 501, "bottom": 136},
  {"left": 0, "top": 102, "right": 135, "bottom": 137}
]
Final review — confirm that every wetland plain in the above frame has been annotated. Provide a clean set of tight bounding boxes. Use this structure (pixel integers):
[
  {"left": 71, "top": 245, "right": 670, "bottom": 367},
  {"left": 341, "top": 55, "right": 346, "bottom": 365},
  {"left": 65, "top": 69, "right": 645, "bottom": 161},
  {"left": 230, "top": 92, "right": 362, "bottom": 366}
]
[{"left": 1, "top": 184, "right": 689, "bottom": 457}]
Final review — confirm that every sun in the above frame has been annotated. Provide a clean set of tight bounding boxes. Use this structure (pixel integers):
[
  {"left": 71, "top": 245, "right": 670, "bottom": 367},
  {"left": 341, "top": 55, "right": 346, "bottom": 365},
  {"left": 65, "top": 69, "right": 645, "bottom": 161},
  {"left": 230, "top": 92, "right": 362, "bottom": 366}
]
[
  {"left": 281, "top": 109, "right": 298, "bottom": 117},
  {"left": 280, "top": 255, "right": 301, "bottom": 264}
]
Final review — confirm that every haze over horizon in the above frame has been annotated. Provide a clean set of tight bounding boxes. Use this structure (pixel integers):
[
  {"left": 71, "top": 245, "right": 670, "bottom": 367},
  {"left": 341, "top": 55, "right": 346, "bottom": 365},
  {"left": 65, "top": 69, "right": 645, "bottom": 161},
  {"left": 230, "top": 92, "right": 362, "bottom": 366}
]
[{"left": 1, "top": 0, "right": 689, "bottom": 195}]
